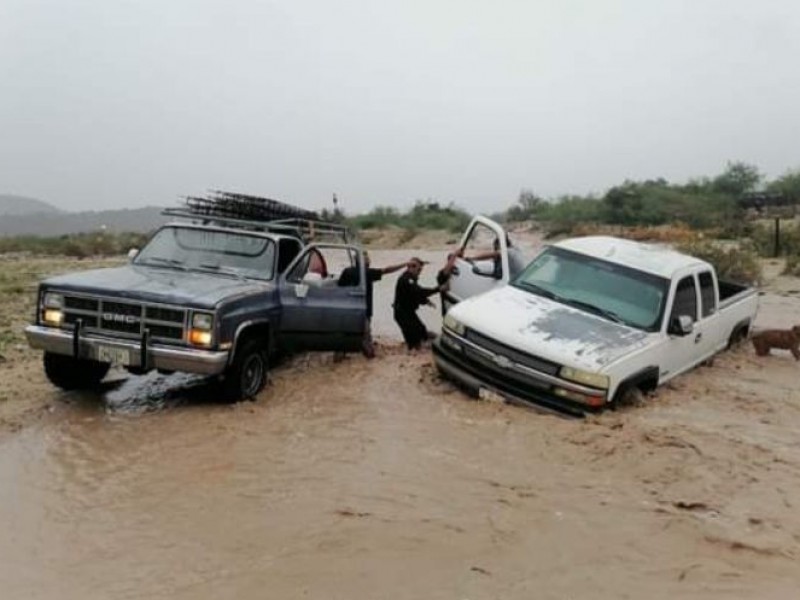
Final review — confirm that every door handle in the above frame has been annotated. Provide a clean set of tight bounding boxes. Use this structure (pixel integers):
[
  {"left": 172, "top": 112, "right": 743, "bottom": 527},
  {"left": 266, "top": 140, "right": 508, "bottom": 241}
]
[{"left": 694, "top": 332, "right": 702, "bottom": 344}]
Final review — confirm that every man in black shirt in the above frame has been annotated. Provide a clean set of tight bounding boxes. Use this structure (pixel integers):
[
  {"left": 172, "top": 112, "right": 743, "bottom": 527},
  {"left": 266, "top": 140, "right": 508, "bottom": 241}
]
[
  {"left": 394, "top": 257, "right": 445, "bottom": 350},
  {"left": 435, "top": 243, "right": 508, "bottom": 317},
  {"left": 436, "top": 250, "right": 461, "bottom": 318},
  {"left": 338, "top": 251, "right": 409, "bottom": 358}
]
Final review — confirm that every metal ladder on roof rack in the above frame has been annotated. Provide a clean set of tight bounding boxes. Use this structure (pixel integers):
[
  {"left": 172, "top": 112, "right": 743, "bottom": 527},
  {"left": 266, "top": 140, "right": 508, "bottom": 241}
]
[{"left": 161, "top": 191, "right": 355, "bottom": 244}]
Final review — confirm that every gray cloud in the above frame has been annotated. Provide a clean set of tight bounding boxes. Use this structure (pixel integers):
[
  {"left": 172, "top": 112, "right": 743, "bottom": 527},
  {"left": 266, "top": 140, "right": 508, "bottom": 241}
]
[{"left": 2, "top": 0, "right": 799, "bottom": 213}]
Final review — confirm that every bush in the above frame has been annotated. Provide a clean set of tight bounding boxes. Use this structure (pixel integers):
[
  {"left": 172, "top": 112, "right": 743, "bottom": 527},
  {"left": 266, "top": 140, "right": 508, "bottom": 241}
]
[
  {"left": 785, "top": 254, "right": 800, "bottom": 276},
  {"left": 677, "top": 241, "right": 762, "bottom": 285},
  {"left": 349, "top": 201, "right": 471, "bottom": 234},
  {"left": 0, "top": 231, "right": 150, "bottom": 257},
  {"left": 749, "top": 221, "right": 800, "bottom": 258}
]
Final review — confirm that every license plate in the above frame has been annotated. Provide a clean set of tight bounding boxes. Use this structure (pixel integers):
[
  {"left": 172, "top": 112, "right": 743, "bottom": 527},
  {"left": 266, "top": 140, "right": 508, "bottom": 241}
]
[
  {"left": 478, "top": 387, "right": 505, "bottom": 404},
  {"left": 97, "top": 344, "right": 131, "bottom": 366}
]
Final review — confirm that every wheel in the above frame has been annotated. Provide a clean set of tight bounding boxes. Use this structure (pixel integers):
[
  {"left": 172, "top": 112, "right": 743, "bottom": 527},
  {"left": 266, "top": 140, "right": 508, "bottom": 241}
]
[
  {"left": 221, "top": 339, "right": 268, "bottom": 402},
  {"left": 727, "top": 325, "right": 749, "bottom": 349},
  {"left": 611, "top": 386, "right": 644, "bottom": 409},
  {"left": 43, "top": 352, "right": 110, "bottom": 391}
]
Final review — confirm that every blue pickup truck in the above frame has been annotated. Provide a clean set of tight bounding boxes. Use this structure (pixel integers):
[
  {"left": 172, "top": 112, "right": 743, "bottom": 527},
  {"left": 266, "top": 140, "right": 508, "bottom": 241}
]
[{"left": 25, "top": 193, "right": 369, "bottom": 401}]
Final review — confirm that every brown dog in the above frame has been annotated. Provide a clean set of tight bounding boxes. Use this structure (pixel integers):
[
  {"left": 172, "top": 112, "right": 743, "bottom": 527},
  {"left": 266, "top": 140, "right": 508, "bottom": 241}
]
[{"left": 751, "top": 326, "right": 800, "bottom": 360}]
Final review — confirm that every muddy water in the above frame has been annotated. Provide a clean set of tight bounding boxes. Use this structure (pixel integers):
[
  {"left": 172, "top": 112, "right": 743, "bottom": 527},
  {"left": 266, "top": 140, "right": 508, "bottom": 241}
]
[{"left": 2, "top": 248, "right": 800, "bottom": 599}]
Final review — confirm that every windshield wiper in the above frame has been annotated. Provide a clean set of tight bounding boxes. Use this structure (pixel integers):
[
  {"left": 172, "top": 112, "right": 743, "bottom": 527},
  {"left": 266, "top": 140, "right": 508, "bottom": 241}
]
[
  {"left": 195, "top": 264, "right": 247, "bottom": 281},
  {"left": 560, "top": 297, "right": 631, "bottom": 326},
  {"left": 138, "top": 257, "right": 187, "bottom": 271},
  {"left": 516, "top": 281, "right": 559, "bottom": 300}
]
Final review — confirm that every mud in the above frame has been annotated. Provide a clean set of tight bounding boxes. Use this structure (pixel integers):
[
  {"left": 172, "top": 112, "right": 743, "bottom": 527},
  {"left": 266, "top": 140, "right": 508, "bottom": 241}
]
[{"left": 1, "top": 248, "right": 800, "bottom": 599}]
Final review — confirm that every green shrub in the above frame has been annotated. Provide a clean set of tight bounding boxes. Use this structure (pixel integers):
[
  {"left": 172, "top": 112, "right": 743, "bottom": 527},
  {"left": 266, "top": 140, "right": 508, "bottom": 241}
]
[
  {"left": 0, "top": 232, "right": 150, "bottom": 257},
  {"left": 349, "top": 201, "right": 471, "bottom": 234},
  {"left": 677, "top": 241, "right": 762, "bottom": 285},
  {"left": 785, "top": 254, "right": 800, "bottom": 276},
  {"left": 750, "top": 221, "right": 800, "bottom": 258}
]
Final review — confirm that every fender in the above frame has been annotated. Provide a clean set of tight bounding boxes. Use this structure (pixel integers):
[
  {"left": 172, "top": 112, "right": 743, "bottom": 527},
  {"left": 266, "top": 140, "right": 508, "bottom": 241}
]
[
  {"left": 229, "top": 319, "right": 272, "bottom": 366},
  {"left": 614, "top": 365, "right": 660, "bottom": 400},
  {"left": 727, "top": 317, "right": 751, "bottom": 347}
]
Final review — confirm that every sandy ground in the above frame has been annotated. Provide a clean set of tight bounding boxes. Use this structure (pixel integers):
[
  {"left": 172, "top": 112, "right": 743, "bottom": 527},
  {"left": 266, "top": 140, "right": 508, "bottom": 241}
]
[{"left": 1, "top": 246, "right": 800, "bottom": 599}]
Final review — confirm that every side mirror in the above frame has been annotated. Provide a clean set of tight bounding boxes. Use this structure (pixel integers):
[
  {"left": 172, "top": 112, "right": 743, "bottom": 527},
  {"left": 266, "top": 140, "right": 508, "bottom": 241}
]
[
  {"left": 127, "top": 248, "right": 139, "bottom": 261},
  {"left": 471, "top": 262, "right": 500, "bottom": 279},
  {"left": 669, "top": 315, "right": 694, "bottom": 336}
]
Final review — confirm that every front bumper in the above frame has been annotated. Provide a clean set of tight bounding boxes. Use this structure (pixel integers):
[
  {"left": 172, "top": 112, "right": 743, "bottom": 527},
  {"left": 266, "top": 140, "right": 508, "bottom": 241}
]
[
  {"left": 432, "top": 334, "right": 603, "bottom": 416},
  {"left": 25, "top": 325, "right": 229, "bottom": 376}
]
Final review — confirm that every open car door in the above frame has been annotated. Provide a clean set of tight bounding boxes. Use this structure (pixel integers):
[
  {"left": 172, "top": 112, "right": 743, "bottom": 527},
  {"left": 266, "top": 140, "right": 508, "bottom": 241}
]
[
  {"left": 278, "top": 244, "right": 367, "bottom": 352},
  {"left": 445, "top": 216, "right": 511, "bottom": 311}
]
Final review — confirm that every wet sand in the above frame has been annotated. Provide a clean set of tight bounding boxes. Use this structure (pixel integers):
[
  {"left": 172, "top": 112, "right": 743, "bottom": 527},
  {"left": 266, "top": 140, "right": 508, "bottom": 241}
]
[{"left": 1, "top": 248, "right": 800, "bottom": 599}]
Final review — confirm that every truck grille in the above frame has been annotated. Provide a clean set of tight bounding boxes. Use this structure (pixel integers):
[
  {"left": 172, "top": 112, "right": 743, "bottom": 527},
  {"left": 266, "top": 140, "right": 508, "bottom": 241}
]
[
  {"left": 60, "top": 294, "right": 188, "bottom": 343},
  {"left": 464, "top": 329, "right": 561, "bottom": 376},
  {"left": 441, "top": 329, "right": 562, "bottom": 394}
]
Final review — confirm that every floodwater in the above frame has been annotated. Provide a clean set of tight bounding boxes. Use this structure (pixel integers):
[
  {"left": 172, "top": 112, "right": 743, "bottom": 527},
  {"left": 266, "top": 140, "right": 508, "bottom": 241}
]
[{"left": 2, "top": 248, "right": 800, "bottom": 599}]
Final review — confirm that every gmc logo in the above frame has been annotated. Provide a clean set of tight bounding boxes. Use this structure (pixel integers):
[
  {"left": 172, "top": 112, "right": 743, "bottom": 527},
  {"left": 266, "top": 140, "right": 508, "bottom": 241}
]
[{"left": 102, "top": 313, "right": 139, "bottom": 325}]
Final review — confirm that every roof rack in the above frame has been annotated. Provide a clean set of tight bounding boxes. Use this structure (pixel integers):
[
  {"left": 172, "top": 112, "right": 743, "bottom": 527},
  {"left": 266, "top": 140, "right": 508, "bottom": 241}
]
[{"left": 161, "top": 191, "right": 354, "bottom": 243}]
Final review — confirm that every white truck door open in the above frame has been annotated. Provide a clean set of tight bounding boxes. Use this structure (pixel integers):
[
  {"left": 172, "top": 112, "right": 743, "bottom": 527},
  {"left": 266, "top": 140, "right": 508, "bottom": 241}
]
[{"left": 446, "top": 216, "right": 510, "bottom": 307}]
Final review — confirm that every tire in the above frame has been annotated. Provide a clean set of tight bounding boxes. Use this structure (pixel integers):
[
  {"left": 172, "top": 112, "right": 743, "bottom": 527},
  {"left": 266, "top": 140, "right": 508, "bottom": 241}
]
[
  {"left": 727, "top": 325, "right": 749, "bottom": 349},
  {"left": 611, "top": 386, "right": 645, "bottom": 409},
  {"left": 221, "top": 339, "right": 268, "bottom": 402},
  {"left": 43, "top": 352, "right": 111, "bottom": 391}
]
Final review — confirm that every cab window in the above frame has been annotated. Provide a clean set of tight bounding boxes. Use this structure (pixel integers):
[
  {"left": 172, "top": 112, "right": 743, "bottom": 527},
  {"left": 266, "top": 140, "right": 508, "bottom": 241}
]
[
  {"left": 698, "top": 271, "right": 716, "bottom": 318},
  {"left": 671, "top": 276, "right": 698, "bottom": 322},
  {"left": 287, "top": 247, "right": 357, "bottom": 284}
]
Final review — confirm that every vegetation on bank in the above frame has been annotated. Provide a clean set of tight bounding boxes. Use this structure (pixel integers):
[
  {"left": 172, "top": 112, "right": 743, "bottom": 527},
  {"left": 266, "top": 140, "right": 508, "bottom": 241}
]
[
  {"left": 501, "top": 162, "right": 799, "bottom": 231},
  {"left": 0, "top": 231, "right": 149, "bottom": 258},
  {"left": 326, "top": 200, "right": 472, "bottom": 235},
  {"left": 2, "top": 162, "right": 799, "bottom": 283}
]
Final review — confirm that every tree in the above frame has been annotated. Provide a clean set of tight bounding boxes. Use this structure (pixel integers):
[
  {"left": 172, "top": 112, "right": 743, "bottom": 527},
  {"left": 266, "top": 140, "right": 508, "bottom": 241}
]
[
  {"left": 506, "top": 189, "right": 544, "bottom": 222},
  {"left": 712, "top": 161, "right": 761, "bottom": 197},
  {"left": 768, "top": 168, "right": 800, "bottom": 202}
]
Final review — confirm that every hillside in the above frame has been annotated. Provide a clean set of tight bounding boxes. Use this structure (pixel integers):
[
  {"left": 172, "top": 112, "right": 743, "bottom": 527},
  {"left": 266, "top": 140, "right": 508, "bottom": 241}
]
[
  {"left": 0, "top": 206, "right": 168, "bottom": 236},
  {"left": 0, "top": 194, "right": 60, "bottom": 216}
]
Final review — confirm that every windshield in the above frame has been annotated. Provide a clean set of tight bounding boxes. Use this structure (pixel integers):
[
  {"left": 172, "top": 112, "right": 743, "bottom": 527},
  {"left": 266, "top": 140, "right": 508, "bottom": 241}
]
[
  {"left": 135, "top": 226, "right": 276, "bottom": 281},
  {"left": 511, "top": 247, "right": 669, "bottom": 331}
]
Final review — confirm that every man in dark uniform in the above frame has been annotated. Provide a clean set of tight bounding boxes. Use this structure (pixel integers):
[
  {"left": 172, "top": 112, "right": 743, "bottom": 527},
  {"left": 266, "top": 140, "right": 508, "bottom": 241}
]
[
  {"left": 436, "top": 249, "right": 461, "bottom": 317},
  {"left": 394, "top": 257, "right": 444, "bottom": 350},
  {"left": 435, "top": 240, "right": 510, "bottom": 317},
  {"left": 338, "top": 251, "right": 408, "bottom": 358}
]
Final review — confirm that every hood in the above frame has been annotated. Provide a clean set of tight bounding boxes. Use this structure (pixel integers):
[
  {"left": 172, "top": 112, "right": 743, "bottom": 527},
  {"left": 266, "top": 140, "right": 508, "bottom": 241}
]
[
  {"left": 450, "top": 285, "right": 654, "bottom": 371},
  {"left": 42, "top": 265, "right": 271, "bottom": 308}
]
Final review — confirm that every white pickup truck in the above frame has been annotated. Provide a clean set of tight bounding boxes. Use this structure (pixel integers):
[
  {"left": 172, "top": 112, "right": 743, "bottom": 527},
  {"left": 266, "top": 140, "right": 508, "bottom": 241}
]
[{"left": 434, "top": 218, "right": 759, "bottom": 413}]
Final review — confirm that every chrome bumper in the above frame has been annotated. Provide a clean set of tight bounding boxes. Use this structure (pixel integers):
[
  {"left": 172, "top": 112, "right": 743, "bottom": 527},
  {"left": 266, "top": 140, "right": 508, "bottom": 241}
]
[
  {"left": 25, "top": 325, "right": 229, "bottom": 376},
  {"left": 432, "top": 336, "right": 594, "bottom": 417}
]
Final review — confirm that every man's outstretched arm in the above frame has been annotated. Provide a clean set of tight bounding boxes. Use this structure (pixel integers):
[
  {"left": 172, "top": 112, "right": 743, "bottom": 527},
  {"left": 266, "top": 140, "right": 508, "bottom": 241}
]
[{"left": 379, "top": 261, "right": 413, "bottom": 275}]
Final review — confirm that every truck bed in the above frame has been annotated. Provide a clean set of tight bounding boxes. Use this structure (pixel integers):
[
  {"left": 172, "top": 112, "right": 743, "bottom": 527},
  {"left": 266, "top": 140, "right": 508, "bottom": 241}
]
[{"left": 719, "top": 279, "right": 757, "bottom": 310}]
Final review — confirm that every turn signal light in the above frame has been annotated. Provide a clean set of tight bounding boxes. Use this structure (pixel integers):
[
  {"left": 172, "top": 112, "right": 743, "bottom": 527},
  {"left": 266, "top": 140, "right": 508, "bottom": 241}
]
[
  {"left": 43, "top": 309, "right": 64, "bottom": 326},
  {"left": 553, "top": 387, "right": 606, "bottom": 407},
  {"left": 189, "top": 329, "right": 212, "bottom": 346}
]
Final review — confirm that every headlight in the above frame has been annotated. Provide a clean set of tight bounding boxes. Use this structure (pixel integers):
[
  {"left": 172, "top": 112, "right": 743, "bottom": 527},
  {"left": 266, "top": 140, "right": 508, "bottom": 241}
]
[
  {"left": 43, "top": 292, "right": 64, "bottom": 309},
  {"left": 443, "top": 313, "right": 466, "bottom": 336},
  {"left": 189, "top": 312, "right": 214, "bottom": 346},
  {"left": 559, "top": 366, "right": 609, "bottom": 389},
  {"left": 192, "top": 312, "right": 214, "bottom": 330}
]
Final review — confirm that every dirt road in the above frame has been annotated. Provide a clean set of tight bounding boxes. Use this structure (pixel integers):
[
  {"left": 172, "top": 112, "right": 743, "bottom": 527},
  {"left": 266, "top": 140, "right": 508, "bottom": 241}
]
[{"left": 1, "top": 250, "right": 799, "bottom": 599}]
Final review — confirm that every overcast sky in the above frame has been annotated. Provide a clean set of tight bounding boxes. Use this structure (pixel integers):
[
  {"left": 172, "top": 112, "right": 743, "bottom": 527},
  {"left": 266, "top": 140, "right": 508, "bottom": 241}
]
[{"left": 2, "top": 0, "right": 799, "bottom": 213}]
